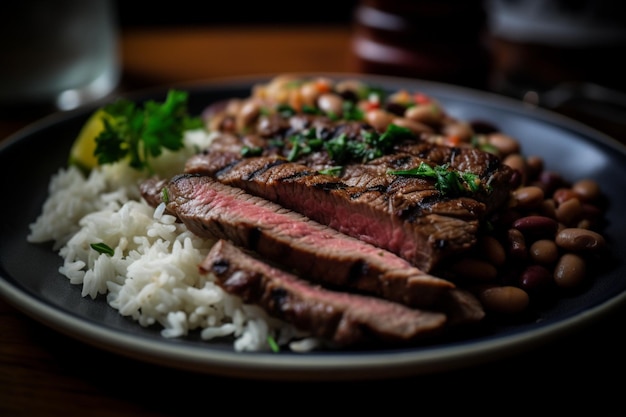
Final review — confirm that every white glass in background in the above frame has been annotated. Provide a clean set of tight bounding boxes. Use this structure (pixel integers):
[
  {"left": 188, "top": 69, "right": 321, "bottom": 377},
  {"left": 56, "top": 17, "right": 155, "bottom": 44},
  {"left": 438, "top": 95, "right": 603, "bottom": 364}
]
[{"left": 0, "top": 0, "right": 120, "bottom": 113}]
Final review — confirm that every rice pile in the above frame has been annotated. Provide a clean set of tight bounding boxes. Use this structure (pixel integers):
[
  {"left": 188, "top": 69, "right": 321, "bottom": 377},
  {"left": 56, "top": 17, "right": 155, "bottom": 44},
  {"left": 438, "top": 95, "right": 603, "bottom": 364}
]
[{"left": 27, "top": 129, "right": 318, "bottom": 352}]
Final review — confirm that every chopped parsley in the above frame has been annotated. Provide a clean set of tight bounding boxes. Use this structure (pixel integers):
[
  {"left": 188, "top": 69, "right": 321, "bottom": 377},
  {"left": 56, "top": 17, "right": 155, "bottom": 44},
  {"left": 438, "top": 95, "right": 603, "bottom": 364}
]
[
  {"left": 388, "top": 162, "right": 490, "bottom": 196},
  {"left": 326, "top": 124, "right": 415, "bottom": 164}
]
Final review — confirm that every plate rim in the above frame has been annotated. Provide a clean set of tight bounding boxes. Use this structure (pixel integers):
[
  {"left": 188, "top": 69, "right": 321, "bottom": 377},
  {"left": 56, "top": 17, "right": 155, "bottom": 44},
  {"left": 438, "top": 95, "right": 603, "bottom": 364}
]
[
  {"left": 2, "top": 72, "right": 625, "bottom": 381},
  {"left": 3, "top": 273, "right": 625, "bottom": 381}
]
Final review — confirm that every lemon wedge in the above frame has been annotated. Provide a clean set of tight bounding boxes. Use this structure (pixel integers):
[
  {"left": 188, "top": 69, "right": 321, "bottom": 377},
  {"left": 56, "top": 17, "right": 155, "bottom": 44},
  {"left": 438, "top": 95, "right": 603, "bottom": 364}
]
[{"left": 68, "top": 109, "right": 111, "bottom": 172}]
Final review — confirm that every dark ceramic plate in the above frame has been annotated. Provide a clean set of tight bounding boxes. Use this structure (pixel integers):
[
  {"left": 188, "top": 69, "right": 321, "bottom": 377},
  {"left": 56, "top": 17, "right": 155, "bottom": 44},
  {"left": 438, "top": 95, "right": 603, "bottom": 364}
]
[{"left": 1, "top": 74, "right": 625, "bottom": 381}]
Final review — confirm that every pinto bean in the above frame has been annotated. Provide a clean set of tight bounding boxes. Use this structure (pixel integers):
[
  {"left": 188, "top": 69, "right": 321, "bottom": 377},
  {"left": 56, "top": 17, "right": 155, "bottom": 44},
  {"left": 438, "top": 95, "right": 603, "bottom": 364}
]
[
  {"left": 503, "top": 154, "right": 527, "bottom": 184},
  {"left": 572, "top": 179, "right": 602, "bottom": 203},
  {"left": 507, "top": 228, "right": 527, "bottom": 260},
  {"left": 554, "top": 253, "right": 586, "bottom": 288},
  {"left": 487, "top": 132, "right": 521, "bottom": 156},
  {"left": 391, "top": 117, "right": 433, "bottom": 135},
  {"left": 555, "top": 228, "right": 606, "bottom": 253},
  {"left": 404, "top": 103, "right": 443, "bottom": 125},
  {"left": 555, "top": 197, "right": 583, "bottom": 226},
  {"left": 237, "top": 99, "right": 262, "bottom": 130},
  {"left": 479, "top": 235, "right": 506, "bottom": 266},
  {"left": 300, "top": 82, "right": 322, "bottom": 106},
  {"left": 525, "top": 155, "right": 544, "bottom": 180},
  {"left": 442, "top": 121, "right": 474, "bottom": 142},
  {"left": 478, "top": 286, "right": 530, "bottom": 314},
  {"left": 553, "top": 188, "right": 578, "bottom": 205},
  {"left": 450, "top": 258, "right": 498, "bottom": 281},
  {"left": 365, "top": 109, "right": 394, "bottom": 132},
  {"left": 539, "top": 198, "right": 557, "bottom": 219},
  {"left": 317, "top": 93, "right": 344, "bottom": 117},
  {"left": 511, "top": 186, "right": 545, "bottom": 209},
  {"left": 529, "top": 239, "right": 559, "bottom": 264},
  {"left": 537, "top": 171, "right": 566, "bottom": 195}
]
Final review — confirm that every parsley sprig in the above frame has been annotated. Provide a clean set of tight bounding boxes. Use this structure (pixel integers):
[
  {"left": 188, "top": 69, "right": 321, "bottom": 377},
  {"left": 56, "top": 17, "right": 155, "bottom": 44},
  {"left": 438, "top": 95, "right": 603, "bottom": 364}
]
[{"left": 94, "top": 90, "right": 202, "bottom": 173}]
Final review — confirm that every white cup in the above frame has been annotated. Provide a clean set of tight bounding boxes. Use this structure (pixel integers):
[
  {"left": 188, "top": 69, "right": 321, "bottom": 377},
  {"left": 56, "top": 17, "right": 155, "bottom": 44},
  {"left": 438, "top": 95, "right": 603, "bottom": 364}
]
[{"left": 0, "top": 0, "right": 120, "bottom": 113}]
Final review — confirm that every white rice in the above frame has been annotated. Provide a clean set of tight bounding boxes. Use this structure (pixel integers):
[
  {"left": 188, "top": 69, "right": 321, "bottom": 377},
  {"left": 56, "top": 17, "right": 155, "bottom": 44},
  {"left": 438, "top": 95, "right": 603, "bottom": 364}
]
[{"left": 27, "top": 128, "right": 317, "bottom": 352}]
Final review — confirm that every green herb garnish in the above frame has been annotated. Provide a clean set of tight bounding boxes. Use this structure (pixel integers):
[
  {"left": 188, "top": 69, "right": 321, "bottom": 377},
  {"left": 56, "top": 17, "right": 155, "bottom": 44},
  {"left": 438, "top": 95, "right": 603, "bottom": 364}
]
[
  {"left": 342, "top": 100, "right": 365, "bottom": 121},
  {"left": 470, "top": 135, "right": 499, "bottom": 155},
  {"left": 325, "top": 124, "right": 415, "bottom": 164},
  {"left": 241, "top": 145, "right": 264, "bottom": 157},
  {"left": 286, "top": 129, "right": 323, "bottom": 161},
  {"left": 267, "top": 335, "right": 280, "bottom": 353},
  {"left": 160, "top": 187, "right": 170, "bottom": 204},
  {"left": 276, "top": 104, "right": 296, "bottom": 118},
  {"left": 388, "top": 162, "right": 490, "bottom": 196},
  {"left": 318, "top": 166, "right": 343, "bottom": 176},
  {"left": 94, "top": 90, "right": 202, "bottom": 173},
  {"left": 90, "top": 242, "right": 114, "bottom": 256}
]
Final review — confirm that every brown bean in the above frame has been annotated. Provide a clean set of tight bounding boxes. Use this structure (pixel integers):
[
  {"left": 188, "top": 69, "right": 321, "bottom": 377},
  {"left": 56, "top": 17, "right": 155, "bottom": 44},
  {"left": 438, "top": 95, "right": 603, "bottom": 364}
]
[
  {"left": 572, "top": 179, "right": 602, "bottom": 203},
  {"left": 479, "top": 235, "right": 506, "bottom": 266},
  {"left": 487, "top": 132, "right": 521, "bottom": 156},
  {"left": 365, "top": 109, "right": 394, "bottom": 131},
  {"left": 391, "top": 117, "right": 433, "bottom": 135},
  {"left": 554, "top": 253, "right": 586, "bottom": 288},
  {"left": 300, "top": 81, "right": 322, "bottom": 106},
  {"left": 442, "top": 121, "right": 474, "bottom": 141},
  {"left": 581, "top": 203, "right": 602, "bottom": 221},
  {"left": 538, "top": 171, "right": 566, "bottom": 195},
  {"left": 503, "top": 154, "right": 527, "bottom": 184},
  {"left": 525, "top": 155, "right": 544, "bottom": 180},
  {"left": 553, "top": 188, "right": 577, "bottom": 205},
  {"left": 404, "top": 103, "right": 443, "bottom": 125},
  {"left": 450, "top": 258, "right": 498, "bottom": 281},
  {"left": 237, "top": 99, "right": 262, "bottom": 130},
  {"left": 507, "top": 228, "right": 527, "bottom": 260},
  {"left": 478, "top": 286, "right": 529, "bottom": 314},
  {"left": 511, "top": 186, "right": 545, "bottom": 209},
  {"left": 317, "top": 93, "right": 343, "bottom": 117},
  {"left": 539, "top": 198, "right": 557, "bottom": 219},
  {"left": 529, "top": 239, "right": 559, "bottom": 264},
  {"left": 555, "top": 228, "right": 606, "bottom": 253},
  {"left": 555, "top": 197, "right": 583, "bottom": 226}
]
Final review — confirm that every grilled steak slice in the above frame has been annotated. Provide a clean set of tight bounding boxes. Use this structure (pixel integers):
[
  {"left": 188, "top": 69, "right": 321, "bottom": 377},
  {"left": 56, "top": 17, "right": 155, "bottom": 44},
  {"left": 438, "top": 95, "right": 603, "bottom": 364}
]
[
  {"left": 199, "top": 239, "right": 447, "bottom": 347},
  {"left": 140, "top": 174, "right": 465, "bottom": 312},
  {"left": 184, "top": 153, "right": 499, "bottom": 271}
]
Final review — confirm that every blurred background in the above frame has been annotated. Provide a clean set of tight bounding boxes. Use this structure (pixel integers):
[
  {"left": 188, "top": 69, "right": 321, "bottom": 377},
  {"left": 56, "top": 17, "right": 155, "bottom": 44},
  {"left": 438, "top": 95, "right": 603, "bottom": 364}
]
[{"left": 1, "top": 0, "right": 626, "bottom": 140}]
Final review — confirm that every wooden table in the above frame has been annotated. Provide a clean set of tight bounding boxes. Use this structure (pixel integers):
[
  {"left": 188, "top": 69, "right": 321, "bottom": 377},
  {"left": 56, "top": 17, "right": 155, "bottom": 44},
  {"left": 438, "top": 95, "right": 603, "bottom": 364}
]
[{"left": 2, "top": 26, "right": 626, "bottom": 416}]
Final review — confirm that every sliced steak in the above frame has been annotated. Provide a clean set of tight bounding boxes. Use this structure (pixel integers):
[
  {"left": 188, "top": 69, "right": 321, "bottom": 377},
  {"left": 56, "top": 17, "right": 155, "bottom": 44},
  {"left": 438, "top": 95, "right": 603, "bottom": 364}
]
[
  {"left": 199, "top": 239, "right": 447, "bottom": 347},
  {"left": 140, "top": 174, "right": 467, "bottom": 312},
  {"left": 184, "top": 153, "right": 499, "bottom": 271}
]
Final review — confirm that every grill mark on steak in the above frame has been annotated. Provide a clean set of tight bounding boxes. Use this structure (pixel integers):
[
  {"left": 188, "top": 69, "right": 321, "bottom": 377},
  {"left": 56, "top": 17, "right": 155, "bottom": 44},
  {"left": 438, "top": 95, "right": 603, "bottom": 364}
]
[
  {"left": 185, "top": 154, "right": 486, "bottom": 271},
  {"left": 140, "top": 174, "right": 475, "bottom": 314},
  {"left": 199, "top": 239, "right": 448, "bottom": 347}
]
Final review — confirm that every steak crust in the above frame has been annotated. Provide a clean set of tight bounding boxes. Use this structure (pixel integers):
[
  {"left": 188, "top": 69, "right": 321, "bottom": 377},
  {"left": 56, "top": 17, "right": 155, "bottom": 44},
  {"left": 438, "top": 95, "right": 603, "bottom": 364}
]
[
  {"left": 140, "top": 174, "right": 468, "bottom": 312},
  {"left": 199, "top": 239, "right": 448, "bottom": 347},
  {"left": 185, "top": 153, "right": 491, "bottom": 271}
]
